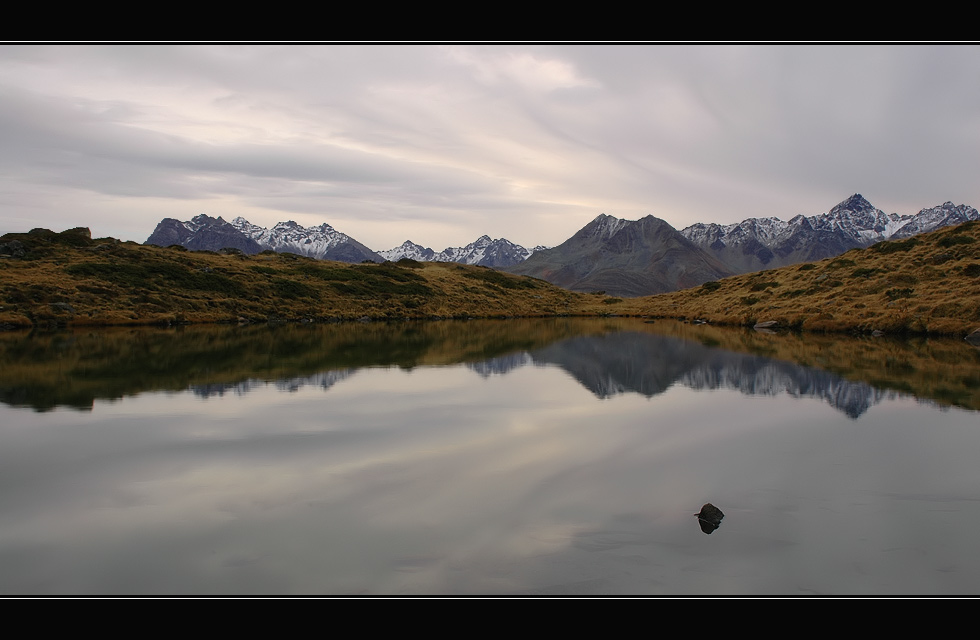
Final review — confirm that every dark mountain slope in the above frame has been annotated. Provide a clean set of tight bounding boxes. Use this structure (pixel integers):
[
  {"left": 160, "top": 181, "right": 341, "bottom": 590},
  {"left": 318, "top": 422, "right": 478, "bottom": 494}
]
[{"left": 506, "top": 214, "right": 734, "bottom": 297}]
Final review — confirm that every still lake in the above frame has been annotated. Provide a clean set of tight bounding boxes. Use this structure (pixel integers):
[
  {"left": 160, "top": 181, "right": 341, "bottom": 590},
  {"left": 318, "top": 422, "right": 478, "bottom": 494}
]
[{"left": 1, "top": 317, "right": 979, "bottom": 596}]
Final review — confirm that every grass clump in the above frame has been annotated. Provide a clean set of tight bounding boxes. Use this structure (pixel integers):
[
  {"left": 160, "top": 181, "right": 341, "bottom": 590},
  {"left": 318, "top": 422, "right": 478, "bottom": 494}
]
[
  {"left": 871, "top": 238, "right": 920, "bottom": 254},
  {"left": 749, "top": 280, "right": 780, "bottom": 291},
  {"left": 885, "top": 288, "right": 915, "bottom": 301},
  {"left": 850, "top": 267, "right": 880, "bottom": 278},
  {"left": 938, "top": 235, "right": 976, "bottom": 248},
  {"left": 65, "top": 261, "right": 245, "bottom": 296},
  {"left": 462, "top": 267, "right": 539, "bottom": 290}
]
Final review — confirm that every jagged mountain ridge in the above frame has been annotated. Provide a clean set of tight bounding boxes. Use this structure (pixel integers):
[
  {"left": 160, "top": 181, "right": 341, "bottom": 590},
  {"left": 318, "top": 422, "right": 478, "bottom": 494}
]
[
  {"left": 143, "top": 215, "right": 265, "bottom": 254},
  {"left": 144, "top": 195, "right": 978, "bottom": 288},
  {"left": 145, "top": 214, "right": 540, "bottom": 267},
  {"left": 377, "top": 236, "right": 548, "bottom": 268},
  {"left": 508, "top": 195, "right": 978, "bottom": 297},
  {"left": 145, "top": 214, "right": 383, "bottom": 263},
  {"left": 228, "top": 217, "right": 378, "bottom": 261},
  {"left": 679, "top": 194, "right": 980, "bottom": 274},
  {"left": 504, "top": 213, "right": 736, "bottom": 297}
]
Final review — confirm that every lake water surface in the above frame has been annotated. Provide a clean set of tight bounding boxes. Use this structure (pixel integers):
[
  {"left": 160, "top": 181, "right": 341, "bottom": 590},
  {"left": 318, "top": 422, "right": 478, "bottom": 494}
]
[{"left": 1, "top": 318, "right": 978, "bottom": 595}]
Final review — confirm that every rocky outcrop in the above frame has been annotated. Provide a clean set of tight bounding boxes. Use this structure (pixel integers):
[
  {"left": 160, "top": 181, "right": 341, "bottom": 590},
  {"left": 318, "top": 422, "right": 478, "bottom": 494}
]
[{"left": 146, "top": 215, "right": 263, "bottom": 254}]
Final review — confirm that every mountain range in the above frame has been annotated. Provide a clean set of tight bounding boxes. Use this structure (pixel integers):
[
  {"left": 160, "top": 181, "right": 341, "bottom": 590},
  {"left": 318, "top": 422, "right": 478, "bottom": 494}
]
[
  {"left": 145, "top": 215, "right": 384, "bottom": 263},
  {"left": 508, "top": 194, "right": 978, "bottom": 296},
  {"left": 377, "top": 236, "right": 549, "bottom": 267},
  {"left": 145, "top": 215, "right": 545, "bottom": 268},
  {"left": 679, "top": 194, "right": 980, "bottom": 274},
  {"left": 145, "top": 194, "right": 979, "bottom": 297}
]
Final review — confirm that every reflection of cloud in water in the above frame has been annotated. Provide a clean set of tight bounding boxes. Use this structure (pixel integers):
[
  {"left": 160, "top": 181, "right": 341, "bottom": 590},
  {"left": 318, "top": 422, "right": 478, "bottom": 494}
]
[{"left": 2, "top": 348, "right": 979, "bottom": 595}]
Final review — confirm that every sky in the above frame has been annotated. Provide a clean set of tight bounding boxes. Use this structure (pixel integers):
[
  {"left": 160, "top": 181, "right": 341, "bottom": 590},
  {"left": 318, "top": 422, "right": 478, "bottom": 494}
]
[{"left": 1, "top": 43, "right": 979, "bottom": 252}]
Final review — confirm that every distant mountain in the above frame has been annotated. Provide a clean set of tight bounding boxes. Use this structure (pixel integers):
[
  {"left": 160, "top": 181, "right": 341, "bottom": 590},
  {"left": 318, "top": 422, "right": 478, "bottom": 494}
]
[
  {"left": 377, "top": 240, "right": 437, "bottom": 263},
  {"left": 378, "top": 235, "right": 546, "bottom": 268},
  {"left": 227, "top": 217, "right": 382, "bottom": 263},
  {"left": 144, "top": 214, "right": 264, "bottom": 254},
  {"left": 505, "top": 213, "right": 735, "bottom": 297},
  {"left": 504, "top": 195, "right": 979, "bottom": 297},
  {"left": 680, "top": 194, "right": 980, "bottom": 274},
  {"left": 145, "top": 214, "right": 383, "bottom": 263},
  {"left": 144, "top": 195, "right": 979, "bottom": 293}
]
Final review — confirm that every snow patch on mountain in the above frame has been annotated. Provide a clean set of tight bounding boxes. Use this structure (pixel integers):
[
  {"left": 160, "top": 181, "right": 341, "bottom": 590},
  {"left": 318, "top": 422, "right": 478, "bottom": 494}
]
[
  {"left": 681, "top": 194, "right": 979, "bottom": 251},
  {"left": 380, "top": 235, "right": 545, "bottom": 268},
  {"left": 229, "top": 217, "right": 354, "bottom": 258},
  {"left": 587, "top": 214, "right": 631, "bottom": 239},
  {"left": 376, "top": 240, "right": 436, "bottom": 262}
]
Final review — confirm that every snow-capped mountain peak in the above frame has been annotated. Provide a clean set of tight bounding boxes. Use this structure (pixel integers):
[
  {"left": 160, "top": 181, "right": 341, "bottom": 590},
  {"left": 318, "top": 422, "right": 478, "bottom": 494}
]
[
  {"left": 229, "top": 218, "right": 355, "bottom": 257},
  {"left": 586, "top": 214, "right": 631, "bottom": 239},
  {"left": 379, "top": 235, "right": 542, "bottom": 268},
  {"left": 146, "top": 215, "right": 381, "bottom": 263},
  {"left": 679, "top": 194, "right": 980, "bottom": 274}
]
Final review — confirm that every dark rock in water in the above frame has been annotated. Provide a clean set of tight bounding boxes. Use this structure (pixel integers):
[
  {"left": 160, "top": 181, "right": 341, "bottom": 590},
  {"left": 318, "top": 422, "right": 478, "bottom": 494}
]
[
  {"left": 695, "top": 503, "right": 725, "bottom": 534},
  {"left": 966, "top": 328, "right": 980, "bottom": 346}
]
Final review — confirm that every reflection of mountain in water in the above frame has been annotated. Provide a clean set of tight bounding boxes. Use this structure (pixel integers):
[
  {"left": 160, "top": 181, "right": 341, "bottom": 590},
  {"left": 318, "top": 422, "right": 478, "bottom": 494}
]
[
  {"left": 3, "top": 319, "right": 969, "bottom": 414},
  {"left": 468, "top": 353, "right": 535, "bottom": 378},
  {"left": 191, "top": 370, "right": 354, "bottom": 398},
  {"left": 469, "top": 332, "right": 902, "bottom": 419},
  {"left": 679, "top": 359, "right": 892, "bottom": 419}
]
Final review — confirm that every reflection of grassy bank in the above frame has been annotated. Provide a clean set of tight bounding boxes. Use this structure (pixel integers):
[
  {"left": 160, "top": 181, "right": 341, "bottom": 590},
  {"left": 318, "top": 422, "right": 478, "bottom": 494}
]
[
  {"left": 1, "top": 317, "right": 977, "bottom": 413},
  {"left": 638, "top": 319, "right": 980, "bottom": 412},
  {"left": 0, "top": 318, "right": 624, "bottom": 411}
]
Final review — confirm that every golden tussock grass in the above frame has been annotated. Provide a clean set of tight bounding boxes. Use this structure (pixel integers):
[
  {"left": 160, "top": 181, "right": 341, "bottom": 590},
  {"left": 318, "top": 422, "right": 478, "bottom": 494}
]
[
  {"left": 609, "top": 221, "right": 980, "bottom": 337},
  {"left": 2, "top": 222, "right": 979, "bottom": 338}
]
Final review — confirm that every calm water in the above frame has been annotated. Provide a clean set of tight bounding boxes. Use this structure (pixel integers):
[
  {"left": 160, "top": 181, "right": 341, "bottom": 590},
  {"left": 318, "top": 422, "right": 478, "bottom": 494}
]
[{"left": 1, "top": 318, "right": 978, "bottom": 596}]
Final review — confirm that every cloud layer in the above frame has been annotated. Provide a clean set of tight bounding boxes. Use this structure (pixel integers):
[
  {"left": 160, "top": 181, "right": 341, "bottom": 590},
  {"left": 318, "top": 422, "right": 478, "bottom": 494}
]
[{"left": 1, "top": 44, "right": 978, "bottom": 251}]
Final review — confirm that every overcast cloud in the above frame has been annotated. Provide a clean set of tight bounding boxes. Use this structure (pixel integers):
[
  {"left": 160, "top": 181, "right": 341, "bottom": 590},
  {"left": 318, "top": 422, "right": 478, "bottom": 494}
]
[{"left": 1, "top": 43, "right": 978, "bottom": 251}]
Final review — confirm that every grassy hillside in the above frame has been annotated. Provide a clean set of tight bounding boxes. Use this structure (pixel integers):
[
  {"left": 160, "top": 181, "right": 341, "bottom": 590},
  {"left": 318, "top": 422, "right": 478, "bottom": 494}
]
[
  {"left": 0, "top": 227, "right": 616, "bottom": 328},
  {"left": 1, "top": 222, "right": 979, "bottom": 338},
  {"left": 621, "top": 220, "right": 980, "bottom": 336}
]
